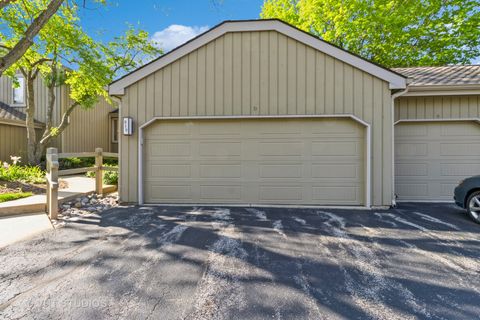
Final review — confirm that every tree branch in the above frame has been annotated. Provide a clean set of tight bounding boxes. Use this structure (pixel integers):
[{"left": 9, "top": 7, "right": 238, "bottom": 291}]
[
  {"left": 31, "top": 57, "right": 53, "bottom": 68},
  {"left": 40, "top": 101, "right": 79, "bottom": 145},
  {"left": 0, "top": 0, "right": 64, "bottom": 76},
  {"left": 0, "top": 0, "right": 16, "bottom": 11}
]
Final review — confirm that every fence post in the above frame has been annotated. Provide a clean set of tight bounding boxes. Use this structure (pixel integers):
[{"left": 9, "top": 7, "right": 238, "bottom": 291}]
[
  {"left": 95, "top": 148, "right": 103, "bottom": 195},
  {"left": 46, "top": 147, "right": 59, "bottom": 220}
]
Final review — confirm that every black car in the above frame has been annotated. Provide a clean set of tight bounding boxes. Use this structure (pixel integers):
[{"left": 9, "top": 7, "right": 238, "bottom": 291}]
[{"left": 454, "top": 175, "right": 480, "bottom": 224}]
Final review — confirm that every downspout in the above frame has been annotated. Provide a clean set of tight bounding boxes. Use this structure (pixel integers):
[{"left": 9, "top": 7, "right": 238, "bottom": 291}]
[
  {"left": 110, "top": 95, "right": 122, "bottom": 203},
  {"left": 391, "top": 85, "right": 410, "bottom": 207}
]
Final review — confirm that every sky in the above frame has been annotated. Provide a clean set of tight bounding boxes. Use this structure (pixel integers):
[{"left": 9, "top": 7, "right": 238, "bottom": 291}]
[
  {"left": 79, "top": 0, "right": 265, "bottom": 52},
  {"left": 78, "top": 0, "right": 480, "bottom": 64}
]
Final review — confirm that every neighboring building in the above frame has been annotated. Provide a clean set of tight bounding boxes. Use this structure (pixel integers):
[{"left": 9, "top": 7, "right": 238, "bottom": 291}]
[
  {"left": 0, "top": 73, "right": 118, "bottom": 162},
  {"left": 109, "top": 19, "right": 480, "bottom": 207},
  {"left": 393, "top": 66, "right": 480, "bottom": 202}
]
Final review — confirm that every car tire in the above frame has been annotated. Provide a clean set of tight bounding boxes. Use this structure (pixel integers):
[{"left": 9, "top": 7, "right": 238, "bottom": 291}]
[{"left": 466, "top": 190, "right": 480, "bottom": 224}]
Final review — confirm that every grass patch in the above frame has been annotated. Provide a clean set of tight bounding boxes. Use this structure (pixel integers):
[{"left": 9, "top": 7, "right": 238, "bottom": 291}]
[
  {"left": 0, "top": 192, "right": 33, "bottom": 203},
  {"left": 0, "top": 165, "right": 45, "bottom": 184}
]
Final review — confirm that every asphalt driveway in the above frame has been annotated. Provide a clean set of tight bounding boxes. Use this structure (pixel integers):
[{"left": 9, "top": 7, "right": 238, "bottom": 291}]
[{"left": 1, "top": 203, "right": 479, "bottom": 320}]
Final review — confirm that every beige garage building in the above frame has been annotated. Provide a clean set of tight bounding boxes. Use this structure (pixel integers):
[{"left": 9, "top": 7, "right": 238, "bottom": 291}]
[
  {"left": 109, "top": 19, "right": 480, "bottom": 207},
  {"left": 394, "top": 66, "right": 480, "bottom": 202}
]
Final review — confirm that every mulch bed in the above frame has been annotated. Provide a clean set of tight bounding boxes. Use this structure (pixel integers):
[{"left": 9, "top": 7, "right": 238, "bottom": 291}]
[{"left": 0, "top": 180, "right": 69, "bottom": 195}]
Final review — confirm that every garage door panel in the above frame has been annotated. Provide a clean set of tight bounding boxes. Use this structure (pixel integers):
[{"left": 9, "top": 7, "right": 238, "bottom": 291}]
[
  {"left": 396, "top": 183, "right": 429, "bottom": 198},
  {"left": 259, "top": 186, "right": 304, "bottom": 201},
  {"left": 440, "top": 163, "right": 480, "bottom": 176},
  {"left": 441, "top": 183, "right": 458, "bottom": 197},
  {"left": 259, "top": 164, "right": 303, "bottom": 178},
  {"left": 312, "top": 186, "right": 360, "bottom": 203},
  {"left": 199, "top": 164, "right": 242, "bottom": 178},
  {"left": 148, "top": 142, "right": 191, "bottom": 157},
  {"left": 259, "top": 142, "right": 304, "bottom": 157},
  {"left": 310, "top": 121, "right": 359, "bottom": 135},
  {"left": 147, "top": 122, "right": 193, "bottom": 136},
  {"left": 148, "top": 164, "right": 192, "bottom": 178},
  {"left": 144, "top": 118, "right": 365, "bottom": 205},
  {"left": 395, "top": 143, "right": 428, "bottom": 157},
  {"left": 440, "top": 142, "right": 480, "bottom": 156},
  {"left": 147, "top": 185, "right": 193, "bottom": 201},
  {"left": 311, "top": 141, "right": 359, "bottom": 156},
  {"left": 198, "top": 142, "right": 242, "bottom": 157},
  {"left": 311, "top": 164, "right": 359, "bottom": 179},
  {"left": 395, "top": 121, "right": 480, "bottom": 201},
  {"left": 395, "top": 163, "right": 428, "bottom": 177},
  {"left": 395, "top": 125, "right": 427, "bottom": 137},
  {"left": 441, "top": 124, "right": 480, "bottom": 136},
  {"left": 200, "top": 185, "right": 243, "bottom": 200}
]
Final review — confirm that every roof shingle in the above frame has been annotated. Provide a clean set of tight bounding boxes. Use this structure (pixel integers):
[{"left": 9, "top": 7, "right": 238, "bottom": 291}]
[
  {"left": 392, "top": 65, "right": 480, "bottom": 87},
  {"left": 0, "top": 101, "right": 44, "bottom": 126}
]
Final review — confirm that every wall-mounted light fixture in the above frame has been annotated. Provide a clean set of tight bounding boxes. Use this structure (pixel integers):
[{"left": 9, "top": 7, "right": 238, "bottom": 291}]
[{"left": 122, "top": 117, "right": 133, "bottom": 136}]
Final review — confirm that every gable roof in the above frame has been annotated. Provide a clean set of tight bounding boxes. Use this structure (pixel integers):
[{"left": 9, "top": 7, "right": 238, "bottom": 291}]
[
  {"left": 109, "top": 19, "right": 407, "bottom": 95},
  {"left": 393, "top": 65, "right": 480, "bottom": 87},
  {"left": 0, "top": 101, "right": 44, "bottom": 128}
]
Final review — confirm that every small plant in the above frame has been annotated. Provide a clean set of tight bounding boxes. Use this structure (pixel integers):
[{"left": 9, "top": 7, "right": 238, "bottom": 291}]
[
  {"left": 86, "top": 165, "right": 118, "bottom": 185},
  {"left": 0, "top": 157, "right": 45, "bottom": 184},
  {"left": 103, "top": 170, "right": 118, "bottom": 185},
  {"left": 0, "top": 192, "right": 33, "bottom": 203},
  {"left": 60, "top": 157, "right": 95, "bottom": 169}
]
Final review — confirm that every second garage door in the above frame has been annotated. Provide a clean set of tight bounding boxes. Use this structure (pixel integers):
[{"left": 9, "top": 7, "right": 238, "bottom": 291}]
[
  {"left": 395, "top": 121, "right": 480, "bottom": 202},
  {"left": 143, "top": 118, "right": 365, "bottom": 205}
]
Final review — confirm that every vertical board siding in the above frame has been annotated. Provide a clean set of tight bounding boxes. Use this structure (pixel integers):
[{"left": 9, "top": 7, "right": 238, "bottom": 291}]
[
  {"left": 395, "top": 95, "right": 480, "bottom": 121},
  {"left": 61, "top": 96, "right": 115, "bottom": 153},
  {"left": 1, "top": 75, "right": 113, "bottom": 154},
  {"left": 0, "top": 123, "right": 43, "bottom": 162},
  {"left": 0, "top": 75, "right": 62, "bottom": 125},
  {"left": 119, "top": 30, "right": 393, "bottom": 206}
]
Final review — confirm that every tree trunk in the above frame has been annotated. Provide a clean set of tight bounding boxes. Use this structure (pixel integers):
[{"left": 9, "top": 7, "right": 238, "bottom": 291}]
[
  {"left": 25, "top": 74, "right": 39, "bottom": 164},
  {"left": 38, "top": 69, "right": 57, "bottom": 162},
  {"left": 0, "top": 0, "right": 64, "bottom": 76},
  {"left": 40, "top": 101, "right": 79, "bottom": 147}
]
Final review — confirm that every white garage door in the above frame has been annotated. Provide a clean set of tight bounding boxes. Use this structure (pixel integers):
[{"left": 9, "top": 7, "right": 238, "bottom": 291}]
[
  {"left": 143, "top": 118, "right": 365, "bottom": 205},
  {"left": 395, "top": 121, "right": 480, "bottom": 202}
]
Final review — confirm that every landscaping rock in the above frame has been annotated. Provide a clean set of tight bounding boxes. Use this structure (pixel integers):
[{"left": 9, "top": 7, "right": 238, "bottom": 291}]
[{"left": 57, "top": 193, "right": 119, "bottom": 227}]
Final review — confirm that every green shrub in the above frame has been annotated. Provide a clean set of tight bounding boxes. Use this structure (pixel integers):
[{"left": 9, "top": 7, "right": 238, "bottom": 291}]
[
  {"left": 60, "top": 157, "right": 94, "bottom": 169},
  {"left": 60, "top": 157, "right": 117, "bottom": 169},
  {"left": 0, "top": 192, "right": 33, "bottom": 203},
  {"left": 86, "top": 166, "right": 118, "bottom": 185},
  {"left": 0, "top": 165, "right": 45, "bottom": 184},
  {"left": 103, "top": 170, "right": 118, "bottom": 185}
]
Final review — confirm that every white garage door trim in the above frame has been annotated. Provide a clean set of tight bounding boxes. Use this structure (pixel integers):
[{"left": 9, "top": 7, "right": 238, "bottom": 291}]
[
  {"left": 394, "top": 118, "right": 480, "bottom": 202},
  {"left": 138, "top": 114, "right": 372, "bottom": 208}
]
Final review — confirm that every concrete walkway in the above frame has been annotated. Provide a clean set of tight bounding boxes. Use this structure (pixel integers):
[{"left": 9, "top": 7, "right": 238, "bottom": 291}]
[
  {"left": 0, "top": 213, "right": 53, "bottom": 248},
  {"left": 0, "top": 175, "right": 116, "bottom": 216}
]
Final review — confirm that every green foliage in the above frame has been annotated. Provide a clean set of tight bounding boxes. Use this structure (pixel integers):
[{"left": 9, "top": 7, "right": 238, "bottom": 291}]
[
  {"left": 0, "top": 192, "right": 34, "bottom": 203},
  {"left": 60, "top": 157, "right": 117, "bottom": 169},
  {"left": 59, "top": 157, "right": 90, "bottom": 169},
  {"left": 261, "top": 0, "right": 480, "bottom": 67},
  {"left": 0, "top": 165, "right": 45, "bottom": 184},
  {"left": 62, "top": 156, "right": 117, "bottom": 185},
  {"left": 86, "top": 165, "right": 118, "bottom": 185},
  {"left": 103, "top": 169, "right": 118, "bottom": 185},
  {"left": 2, "top": 0, "right": 161, "bottom": 109}
]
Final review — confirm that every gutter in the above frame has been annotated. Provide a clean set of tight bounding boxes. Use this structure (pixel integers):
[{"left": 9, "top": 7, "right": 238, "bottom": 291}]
[{"left": 390, "top": 86, "right": 410, "bottom": 207}]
